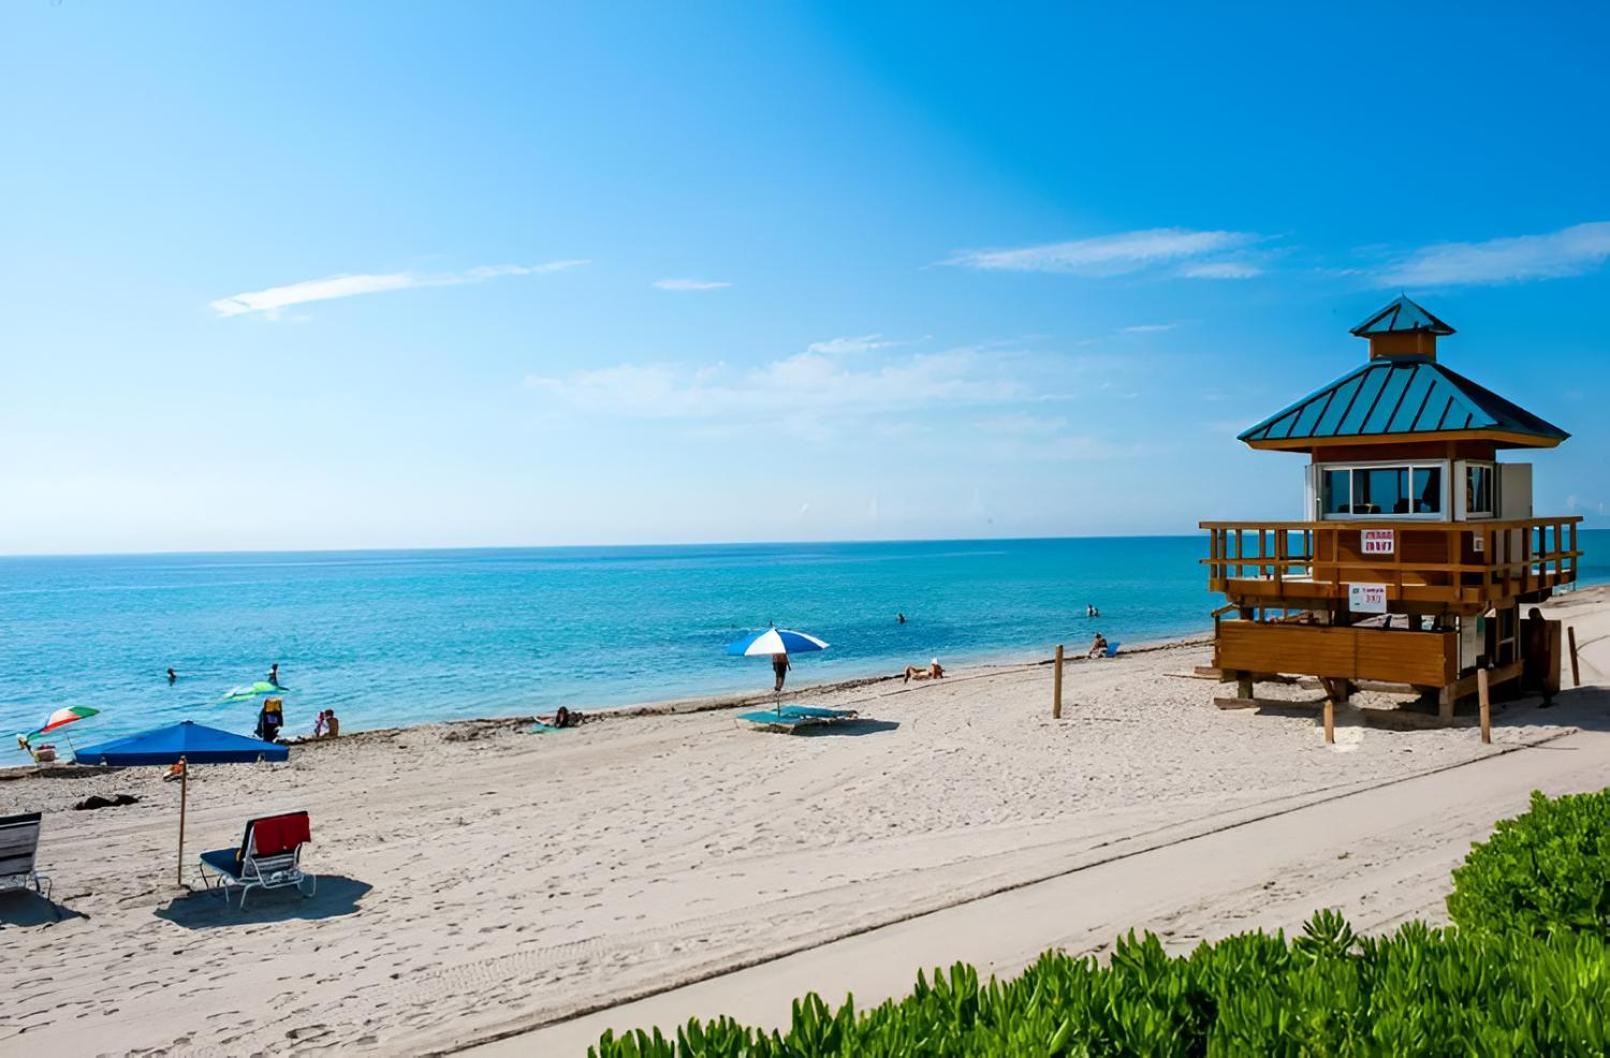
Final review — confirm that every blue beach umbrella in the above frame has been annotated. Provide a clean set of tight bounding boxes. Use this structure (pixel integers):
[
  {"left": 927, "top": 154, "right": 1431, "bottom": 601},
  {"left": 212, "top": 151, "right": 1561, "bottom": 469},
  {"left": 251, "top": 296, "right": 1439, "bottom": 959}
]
[
  {"left": 726, "top": 627, "right": 829, "bottom": 708},
  {"left": 75, "top": 721, "right": 288, "bottom": 886},
  {"left": 725, "top": 627, "right": 830, "bottom": 657}
]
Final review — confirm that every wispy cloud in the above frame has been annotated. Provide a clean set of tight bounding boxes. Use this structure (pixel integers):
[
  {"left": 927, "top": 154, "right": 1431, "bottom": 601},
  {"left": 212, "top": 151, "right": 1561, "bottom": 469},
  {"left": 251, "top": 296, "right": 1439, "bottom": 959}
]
[
  {"left": 942, "top": 227, "right": 1260, "bottom": 278},
  {"left": 1177, "top": 260, "right": 1262, "bottom": 279},
  {"left": 653, "top": 278, "right": 731, "bottom": 291},
  {"left": 1376, "top": 222, "right": 1610, "bottom": 287},
  {"left": 527, "top": 345, "right": 1034, "bottom": 426},
  {"left": 210, "top": 260, "right": 589, "bottom": 318},
  {"left": 805, "top": 333, "right": 901, "bottom": 355},
  {"left": 1118, "top": 323, "right": 1177, "bottom": 334}
]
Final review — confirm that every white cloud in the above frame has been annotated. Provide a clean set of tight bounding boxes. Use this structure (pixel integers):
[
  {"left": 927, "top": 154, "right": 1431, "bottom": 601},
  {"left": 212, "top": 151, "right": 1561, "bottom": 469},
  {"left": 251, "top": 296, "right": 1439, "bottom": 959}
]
[
  {"left": 1118, "top": 323, "right": 1177, "bottom": 334},
  {"left": 527, "top": 346, "right": 1031, "bottom": 424},
  {"left": 805, "top": 333, "right": 899, "bottom": 355},
  {"left": 653, "top": 278, "right": 731, "bottom": 291},
  {"left": 1376, "top": 222, "right": 1610, "bottom": 287},
  {"left": 943, "top": 227, "right": 1260, "bottom": 277},
  {"left": 210, "top": 260, "right": 589, "bottom": 318},
  {"left": 1177, "top": 260, "right": 1262, "bottom": 279}
]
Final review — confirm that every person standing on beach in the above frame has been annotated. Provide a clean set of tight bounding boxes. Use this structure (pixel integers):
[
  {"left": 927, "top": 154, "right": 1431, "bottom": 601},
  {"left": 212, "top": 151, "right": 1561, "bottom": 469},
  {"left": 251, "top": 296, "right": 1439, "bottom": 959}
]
[{"left": 772, "top": 652, "right": 790, "bottom": 693}]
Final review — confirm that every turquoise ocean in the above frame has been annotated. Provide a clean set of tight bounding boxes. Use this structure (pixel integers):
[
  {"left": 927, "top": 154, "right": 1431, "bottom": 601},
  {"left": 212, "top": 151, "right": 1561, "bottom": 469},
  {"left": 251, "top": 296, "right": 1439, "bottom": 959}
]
[{"left": 4, "top": 532, "right": 1607, "bottom": 764}]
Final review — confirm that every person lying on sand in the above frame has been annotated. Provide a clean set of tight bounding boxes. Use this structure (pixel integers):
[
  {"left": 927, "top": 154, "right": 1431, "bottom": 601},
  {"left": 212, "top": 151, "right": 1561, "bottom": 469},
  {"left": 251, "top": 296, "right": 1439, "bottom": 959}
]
[
  {"left": 535, "top": 706, "right": 584, "bottom": 728},
  {"left": 1088, "top": 633, "right": 1109, "bottom": 659},
  {"left": 902, "top": 659, "right": 945, "bottom": 683}
]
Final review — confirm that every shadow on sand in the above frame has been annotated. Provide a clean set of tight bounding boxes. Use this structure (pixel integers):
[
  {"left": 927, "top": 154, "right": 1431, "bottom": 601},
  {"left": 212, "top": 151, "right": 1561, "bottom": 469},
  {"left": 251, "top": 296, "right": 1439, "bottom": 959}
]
[
  {"left": 155, "top": 874, "right": 372, "bottom": 929},
  {"left": 797, "top": 718, "right": 901, "bottom": 737},
  {"left": 0, "top": 889, "right": 87, "bottom": 927}
]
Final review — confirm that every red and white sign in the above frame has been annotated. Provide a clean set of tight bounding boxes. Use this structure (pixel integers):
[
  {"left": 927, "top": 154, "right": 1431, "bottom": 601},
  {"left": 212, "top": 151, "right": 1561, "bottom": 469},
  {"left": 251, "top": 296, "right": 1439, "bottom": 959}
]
[
  {"left": 1361, "top": 528, "right": 1395, "bottom": 555},
  {"left": 1349, "top": 583, "right": 1388, "bottom": 614}
]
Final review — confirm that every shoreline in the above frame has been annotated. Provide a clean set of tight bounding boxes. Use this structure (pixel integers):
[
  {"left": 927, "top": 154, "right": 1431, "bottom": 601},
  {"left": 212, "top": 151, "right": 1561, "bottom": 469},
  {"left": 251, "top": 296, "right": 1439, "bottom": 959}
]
[{"left": 0, "top": 631, "right": 1213, "bottom": 780}]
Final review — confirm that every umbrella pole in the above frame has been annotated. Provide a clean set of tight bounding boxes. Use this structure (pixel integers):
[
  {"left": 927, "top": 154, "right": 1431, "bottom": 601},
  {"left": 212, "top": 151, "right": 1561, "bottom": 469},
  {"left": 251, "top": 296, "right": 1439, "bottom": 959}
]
[{"left": 176, "top": 756, "right": 188, "bottom": 888}]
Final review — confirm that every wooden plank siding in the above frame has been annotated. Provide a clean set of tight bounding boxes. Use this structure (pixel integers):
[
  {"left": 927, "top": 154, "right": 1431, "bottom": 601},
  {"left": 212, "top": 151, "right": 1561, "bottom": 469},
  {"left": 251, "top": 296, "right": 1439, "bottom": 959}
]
[{"left": 1216, "top": 622, "right": 1457, "bottom": 688}]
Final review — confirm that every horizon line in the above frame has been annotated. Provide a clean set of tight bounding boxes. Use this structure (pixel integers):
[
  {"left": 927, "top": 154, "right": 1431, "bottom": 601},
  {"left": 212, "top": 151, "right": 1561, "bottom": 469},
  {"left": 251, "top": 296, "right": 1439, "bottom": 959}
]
[{"left": 0, "top": 530, "right": 1225, "bottom": 562}]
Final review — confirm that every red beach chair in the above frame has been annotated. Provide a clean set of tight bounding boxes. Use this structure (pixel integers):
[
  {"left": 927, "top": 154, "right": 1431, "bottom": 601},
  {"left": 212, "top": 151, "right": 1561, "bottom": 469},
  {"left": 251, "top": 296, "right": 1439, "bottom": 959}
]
[{"left": 197, "top": 810, "right": 316, "bottom": 908}]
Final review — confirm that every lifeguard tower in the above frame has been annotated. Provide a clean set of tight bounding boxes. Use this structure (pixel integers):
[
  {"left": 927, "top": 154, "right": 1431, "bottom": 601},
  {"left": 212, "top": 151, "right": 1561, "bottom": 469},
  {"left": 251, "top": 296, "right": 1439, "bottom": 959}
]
[{"left": 1203, "top": 297, "right": 1579, "bottom": 725}]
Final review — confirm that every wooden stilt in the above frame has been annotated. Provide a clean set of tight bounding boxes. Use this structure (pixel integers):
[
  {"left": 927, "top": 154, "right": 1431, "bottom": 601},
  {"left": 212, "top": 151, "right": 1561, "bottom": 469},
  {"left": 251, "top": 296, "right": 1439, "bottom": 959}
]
[
  {"left": 177, "top": 756, "right": 188, "bottom": 887},
  {"left": 1052, "top": 644, "right": 1064, "bottom": 719},
  {"left": 1236, "top": 672, "right": 1254, "bottom": 700},
  {"left": 1477, "top": 668, "right": 1492, "bottom": 745},
  {"left": 1323, "top": 695, "right": 1335, "bottom": 745},
  {"left": 1438, "top": 683, "right": 1455, "bottom": 725},
  {"left": 1568, "top": 626, "right": 1581, "bottom": 688}
]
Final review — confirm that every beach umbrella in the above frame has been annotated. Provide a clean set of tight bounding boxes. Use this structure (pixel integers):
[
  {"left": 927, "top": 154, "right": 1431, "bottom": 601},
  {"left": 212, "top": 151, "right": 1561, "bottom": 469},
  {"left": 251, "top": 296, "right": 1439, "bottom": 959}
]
[
  {"left": 29, "top": 705, "right": 101, "bottom": 739},
  {"left": 725, "top": 627, "right": 830, "bottom": 657},
  {"left": 726, "top": 627, "right": 830, "bottom": 710},
  {"left": 75, "top": 721, "right": 288, "bottom": 887},
  {"left": 20, "top": 705, "right": 102, "bottom": 760}
]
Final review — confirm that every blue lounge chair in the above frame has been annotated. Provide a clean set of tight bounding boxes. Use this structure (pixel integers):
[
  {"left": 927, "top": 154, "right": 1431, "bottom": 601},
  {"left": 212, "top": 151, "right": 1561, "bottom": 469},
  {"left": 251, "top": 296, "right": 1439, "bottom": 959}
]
[
  {"left": 778, "top": 705, "right": 857, "bottom": 720},
  {"left": 736, "top": 705, "right": 859, "bottom": 730},
  {"left": 198, "top": 811, "right": 316, "bottom": 908},
  {"left": 0, "top": 812, "right": 50, "bottom": 901}
]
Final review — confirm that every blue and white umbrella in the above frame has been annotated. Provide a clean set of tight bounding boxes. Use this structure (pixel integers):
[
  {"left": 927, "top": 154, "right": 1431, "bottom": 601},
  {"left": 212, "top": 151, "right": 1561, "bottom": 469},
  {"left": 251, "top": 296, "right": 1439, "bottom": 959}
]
[{"left": 725, "top": 627, "right": 829, "bottom": 657}]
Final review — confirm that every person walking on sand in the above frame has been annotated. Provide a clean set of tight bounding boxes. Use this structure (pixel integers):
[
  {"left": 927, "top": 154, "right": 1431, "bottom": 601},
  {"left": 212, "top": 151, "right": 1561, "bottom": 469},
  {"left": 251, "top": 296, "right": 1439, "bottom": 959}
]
[{"left": 771, "top": 652, "right": 790, "bottom": 693}]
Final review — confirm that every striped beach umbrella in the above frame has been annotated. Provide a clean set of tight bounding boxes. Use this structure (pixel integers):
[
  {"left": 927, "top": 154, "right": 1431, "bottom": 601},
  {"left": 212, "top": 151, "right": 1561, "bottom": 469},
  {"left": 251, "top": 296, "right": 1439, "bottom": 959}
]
[
  {"left": 725, "top": 627, "right": 829, "bottom": 657},
  {"left": 28, "top": 705, "right": 100, "bottom": 741}
]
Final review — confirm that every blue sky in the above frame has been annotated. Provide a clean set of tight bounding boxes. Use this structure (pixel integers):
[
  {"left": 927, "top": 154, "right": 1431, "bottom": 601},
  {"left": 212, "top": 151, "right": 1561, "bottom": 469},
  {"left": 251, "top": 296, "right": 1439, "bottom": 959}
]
[{"left": 3, "top": 3, "right": 1608, "bottom": 554}]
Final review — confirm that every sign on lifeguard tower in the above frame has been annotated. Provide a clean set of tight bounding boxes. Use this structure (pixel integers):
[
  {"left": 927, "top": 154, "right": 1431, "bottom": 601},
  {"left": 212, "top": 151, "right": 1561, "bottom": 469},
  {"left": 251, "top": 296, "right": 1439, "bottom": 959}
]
[
  {"left": 1348, "top": 583, "right": 1388, "bottom": 614},
  {"left": 1362, "top": 528, "right": 1395, "bottom": 555}
]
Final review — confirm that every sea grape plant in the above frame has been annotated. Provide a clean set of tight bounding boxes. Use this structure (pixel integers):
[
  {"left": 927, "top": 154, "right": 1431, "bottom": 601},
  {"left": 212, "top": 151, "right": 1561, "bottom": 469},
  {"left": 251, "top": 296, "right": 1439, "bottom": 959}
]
[{"left": 1448, "top": 788, "right": 1610, "bottom": 940}]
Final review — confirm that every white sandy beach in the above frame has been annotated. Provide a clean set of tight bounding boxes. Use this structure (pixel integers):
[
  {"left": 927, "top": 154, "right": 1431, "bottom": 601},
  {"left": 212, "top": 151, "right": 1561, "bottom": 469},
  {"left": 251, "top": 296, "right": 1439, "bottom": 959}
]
[{"left": 4, "top": 588, "right": 1609, "bottom": 1057}]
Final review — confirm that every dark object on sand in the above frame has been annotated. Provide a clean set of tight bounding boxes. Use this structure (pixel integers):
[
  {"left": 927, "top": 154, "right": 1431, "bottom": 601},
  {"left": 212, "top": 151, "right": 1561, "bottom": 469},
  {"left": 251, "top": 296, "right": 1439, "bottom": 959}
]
[{"left": 73, "top": 793, "right": 141, "bottom": 811}]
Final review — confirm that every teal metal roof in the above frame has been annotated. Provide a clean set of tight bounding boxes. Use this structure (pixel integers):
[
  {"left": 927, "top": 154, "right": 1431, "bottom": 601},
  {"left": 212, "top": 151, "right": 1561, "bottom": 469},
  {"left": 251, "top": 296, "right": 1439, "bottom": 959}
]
[
  {"left": 1351, "top": 295, "right": 1454, "bottom": 337},
  {"left": 1239, "top": 357, "right": 1568, "bottom": 445}
]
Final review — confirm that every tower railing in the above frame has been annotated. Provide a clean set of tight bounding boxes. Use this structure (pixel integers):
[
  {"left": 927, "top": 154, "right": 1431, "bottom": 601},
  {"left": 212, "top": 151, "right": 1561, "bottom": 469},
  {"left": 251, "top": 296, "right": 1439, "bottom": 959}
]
[{"left": 1200, "top": 517, "right": 1580, "bottom": 609}]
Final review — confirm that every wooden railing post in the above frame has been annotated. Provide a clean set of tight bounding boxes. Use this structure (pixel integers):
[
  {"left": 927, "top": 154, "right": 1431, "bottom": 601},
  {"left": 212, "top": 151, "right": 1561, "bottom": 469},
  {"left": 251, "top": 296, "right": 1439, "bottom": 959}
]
[{"left": 1568, "top": 627, "right": 1581, "bottom": 688}]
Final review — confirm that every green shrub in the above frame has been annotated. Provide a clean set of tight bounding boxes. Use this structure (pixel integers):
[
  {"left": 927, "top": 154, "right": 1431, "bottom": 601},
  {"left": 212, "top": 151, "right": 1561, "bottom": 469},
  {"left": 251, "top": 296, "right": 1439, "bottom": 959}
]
[
  {"left": 590, "top": 912, "right": 1610, "bottom": 1057},
  {"left": 1448, "top": 788, "right": 1610, "bottom": 940}
]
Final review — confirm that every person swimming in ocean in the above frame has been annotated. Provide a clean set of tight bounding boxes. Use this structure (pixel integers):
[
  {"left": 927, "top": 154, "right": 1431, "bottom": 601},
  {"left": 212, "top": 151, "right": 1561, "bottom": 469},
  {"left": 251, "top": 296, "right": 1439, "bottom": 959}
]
[
  {"left": 167, "top": 667, "right": 177, "bottom": 684},
  {"left": 897, "top": 612, "right": 907, "bottom": 624},
  {"left": 268, "top": 662, "right": 281, "bottom": 687}
]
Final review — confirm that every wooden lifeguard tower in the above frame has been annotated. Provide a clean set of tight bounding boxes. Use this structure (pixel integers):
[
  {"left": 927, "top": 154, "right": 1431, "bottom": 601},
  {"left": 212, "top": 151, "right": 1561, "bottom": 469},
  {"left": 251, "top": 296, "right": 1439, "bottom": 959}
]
[{"left": 1203, "top": 296, "right": 1580, "bottom": 725}]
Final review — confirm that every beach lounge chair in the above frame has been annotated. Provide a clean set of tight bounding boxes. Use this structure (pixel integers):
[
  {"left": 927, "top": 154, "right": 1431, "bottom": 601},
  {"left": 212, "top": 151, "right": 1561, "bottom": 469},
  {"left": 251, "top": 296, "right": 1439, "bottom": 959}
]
[
  {"left": 736, "top": 705, "right": 859, "bottom": 731},
  {"left": 0, "top": 812, "right": 51, "bottom": 901},
  {"left": 197, "top": 810, "right": 316, "bottom": 908}
]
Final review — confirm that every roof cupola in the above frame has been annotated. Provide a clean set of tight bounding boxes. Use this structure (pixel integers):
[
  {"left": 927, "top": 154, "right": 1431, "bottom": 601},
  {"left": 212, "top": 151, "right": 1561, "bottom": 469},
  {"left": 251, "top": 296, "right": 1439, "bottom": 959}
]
[{"left": 1350, "top": 295, "right": 1454, "bottom": 360}]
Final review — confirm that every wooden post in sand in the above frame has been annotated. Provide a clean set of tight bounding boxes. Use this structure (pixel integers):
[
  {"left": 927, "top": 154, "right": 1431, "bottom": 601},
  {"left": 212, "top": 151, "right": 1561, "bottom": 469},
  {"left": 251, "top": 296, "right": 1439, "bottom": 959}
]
[
  {"left": 1477, "top": 668, "right": 1492, "bottom": 745},
  {"left": 176, "top": 755, "right": 188, "bottom": 887},
  {"left": 1052, "top": 644, "right": 1064, "bottom": 719},
  {"left": 1568, "top": 626, "right": 1581, "bottom": 687},
  {"left": 1320, "top": 677, "right": 1335, "bottom": 745}
]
